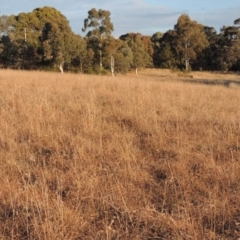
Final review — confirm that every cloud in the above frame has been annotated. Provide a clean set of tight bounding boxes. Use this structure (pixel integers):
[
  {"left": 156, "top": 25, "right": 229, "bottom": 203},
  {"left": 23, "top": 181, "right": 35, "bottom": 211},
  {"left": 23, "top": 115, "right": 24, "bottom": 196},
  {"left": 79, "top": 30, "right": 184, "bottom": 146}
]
[
  {"left": 68, "top": 0, "right": 182, "bottom": 37},
  {"left": 187, "top": 5, "right": 240, "bottom": 32}
]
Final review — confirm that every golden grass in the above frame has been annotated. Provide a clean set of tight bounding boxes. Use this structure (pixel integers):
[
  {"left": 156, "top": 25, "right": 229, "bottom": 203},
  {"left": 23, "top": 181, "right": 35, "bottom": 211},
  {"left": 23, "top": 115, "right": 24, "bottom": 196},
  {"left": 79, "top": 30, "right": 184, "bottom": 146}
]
[{"left": 0, "top": 69, "right": 239, "bottom": 239}]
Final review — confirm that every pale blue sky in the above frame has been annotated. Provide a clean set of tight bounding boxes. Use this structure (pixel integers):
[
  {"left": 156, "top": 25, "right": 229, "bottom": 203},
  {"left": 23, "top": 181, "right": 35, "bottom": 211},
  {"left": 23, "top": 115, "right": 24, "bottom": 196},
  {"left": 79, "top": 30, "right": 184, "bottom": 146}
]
[{"left": 1, "top": 0, "right": 240, "bottom": 37}]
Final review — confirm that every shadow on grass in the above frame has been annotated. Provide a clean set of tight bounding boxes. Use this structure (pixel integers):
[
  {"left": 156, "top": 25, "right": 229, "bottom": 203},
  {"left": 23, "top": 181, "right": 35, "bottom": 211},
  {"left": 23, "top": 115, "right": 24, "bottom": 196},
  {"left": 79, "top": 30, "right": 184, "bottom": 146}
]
[
  {"left": 181, "top": 79, "right": 240, "bottom": 88},
  {"left": 149, "top": 75, "right": 240, "bottom": 88}
]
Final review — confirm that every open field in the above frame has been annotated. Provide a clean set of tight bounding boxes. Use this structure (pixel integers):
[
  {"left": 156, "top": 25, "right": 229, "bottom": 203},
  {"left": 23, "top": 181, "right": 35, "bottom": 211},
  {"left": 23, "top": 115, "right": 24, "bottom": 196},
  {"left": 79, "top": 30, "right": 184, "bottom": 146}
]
[{"left": 0, "top": 69, "right": 240, "bottom": 239}]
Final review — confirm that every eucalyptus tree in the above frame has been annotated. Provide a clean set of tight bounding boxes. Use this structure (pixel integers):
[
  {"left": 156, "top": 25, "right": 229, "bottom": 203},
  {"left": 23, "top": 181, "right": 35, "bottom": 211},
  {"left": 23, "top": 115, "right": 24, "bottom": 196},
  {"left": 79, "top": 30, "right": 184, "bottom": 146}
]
[
  {"left": 0, "top": 15, "right": 10, "bottom": 66},
  {"left": 174, "top": 14, "right": 209, "bottom": 70},
  {"left": 1, "top": 7, "right": 82, "bottom": 72},
  {"left": 141, "top": 35, "right": 154, "bottom": 67},
  {"left": 4, "top": 11, "right": 44, "bottom": 69},
  {"left": 215, "top": 19, "right": 240, "bottom": 71},
  {"left": 36, "top": 7, "right": 79, "bottom": 72},
  {"left": 102, "top": 37, "right": 121, "bottom": 75},
  {"left": 120, "top": 33, "right": 152, "bottom": 74},
  {"left": 82, "top": 8, "right": 114, "bottom": 72},
  {"left": 69, "top": 34, "right": 89, "bottom": 73},
  {"left": 151, "top": 31, "right": 163, "bottom": 67},
  {"left": 0, "top": 15, "right": 11, "bottom": 35},
  {"left": 154, "top": 30, "right": 178, "bottom": 69},
  {"left": 102, "top": 37, "right": 133, "bottom": 74},
  {"left": 234, "top": 18, "right": 240, "bottom": 26},
  {"left": 114, "top": 41, "right": 133, "bottom": 74},
  {"left": 0, "top": 14, "right": 21, "bottom": 68},
  {"left": 193, "top": 26, "right": 218, "bottom": 70},
  {"left": 233, "top": 18, "right": 240, "bottom": 70},
  {"left": 158, "top": 43, "right": 176, "bottom": 68}
]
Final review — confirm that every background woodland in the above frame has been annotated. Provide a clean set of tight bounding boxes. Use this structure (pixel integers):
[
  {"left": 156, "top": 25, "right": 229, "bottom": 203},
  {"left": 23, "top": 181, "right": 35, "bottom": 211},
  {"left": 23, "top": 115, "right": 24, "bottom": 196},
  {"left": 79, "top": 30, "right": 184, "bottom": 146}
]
[{"left": 0, "top": 6, "right": 240, "bottom": 74}]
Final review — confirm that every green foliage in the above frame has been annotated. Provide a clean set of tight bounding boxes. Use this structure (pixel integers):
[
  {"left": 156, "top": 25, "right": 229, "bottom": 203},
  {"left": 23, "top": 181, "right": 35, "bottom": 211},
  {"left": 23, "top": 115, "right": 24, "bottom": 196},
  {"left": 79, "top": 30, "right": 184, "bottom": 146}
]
[
  {"left": 153, "top": 30, "right": 178, "bottom": 69},
  {"left": 152, "top": 15, "right": 209, "bottom": 71},
  {"left": 174, "top": 14, "right": 209, "bottom": 70},
  {"left": 151, "top": 32, "right": 163, "bottom": 46},
  {"left": 0, "top": 15, "right": 11, "bottom": 35},
  {"left": 0, "top": 7, "right": 87, "bottom": 72},
  {"left": 234, "top": 18, "right": 240, "bottom": 25},
  {"left": 120, "top": 33, "right": 152, "bottom": 74},
  {"left": 82, "top": 8, "right": 114, "bottom": 38},
  {"left": 151, "top": 32, "right": 163, "bottom": 67},
  {"left": 158, "top": 43, "right": 176, "bottom": 68},
  {"left": 82, "top": 8, "right": 114, "bottom": 73},
  {"left": 102, "top": 38, "right": 133, "bottom": 74},
  {"left": 36, "top": 7, "right": 78, "bottom": 72},
  {"left": 114, "top": 42, "right": 133, "bottom": 74},
  {"left": 208, "top": 22, "right": 240, "bottom": 71},
  {"left": 191, "top": 26, "right": 218, "bottom": 70}
]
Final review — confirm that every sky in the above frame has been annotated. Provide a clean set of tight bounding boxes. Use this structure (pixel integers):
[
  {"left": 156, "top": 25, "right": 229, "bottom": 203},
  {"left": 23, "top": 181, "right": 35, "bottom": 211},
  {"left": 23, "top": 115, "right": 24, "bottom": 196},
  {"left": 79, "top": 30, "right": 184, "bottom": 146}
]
[{"left": 1, "top": 0, "right": 240, "bottom": 37}]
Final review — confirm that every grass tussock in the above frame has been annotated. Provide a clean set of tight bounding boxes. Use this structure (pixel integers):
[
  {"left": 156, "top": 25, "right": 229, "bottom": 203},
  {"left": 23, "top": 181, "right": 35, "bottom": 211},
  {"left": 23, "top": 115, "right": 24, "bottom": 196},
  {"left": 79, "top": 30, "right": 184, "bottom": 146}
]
[{"left": 0, "top": 69, "right": 240, "bottom": 239}]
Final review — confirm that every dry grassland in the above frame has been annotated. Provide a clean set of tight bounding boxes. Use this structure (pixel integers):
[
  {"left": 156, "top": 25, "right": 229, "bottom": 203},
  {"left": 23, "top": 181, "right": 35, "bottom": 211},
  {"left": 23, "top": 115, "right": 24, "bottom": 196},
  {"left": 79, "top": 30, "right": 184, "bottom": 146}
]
[{"left": 0, "top": 69, "right": 240, "bottom": 239}]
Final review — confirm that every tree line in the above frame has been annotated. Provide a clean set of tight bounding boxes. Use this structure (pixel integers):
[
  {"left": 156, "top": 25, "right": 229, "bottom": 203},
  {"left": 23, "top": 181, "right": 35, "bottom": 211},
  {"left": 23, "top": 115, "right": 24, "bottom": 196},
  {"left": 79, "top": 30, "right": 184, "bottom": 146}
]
[{"left": 0, "top": 6, "right": 239, "bottom": 74}]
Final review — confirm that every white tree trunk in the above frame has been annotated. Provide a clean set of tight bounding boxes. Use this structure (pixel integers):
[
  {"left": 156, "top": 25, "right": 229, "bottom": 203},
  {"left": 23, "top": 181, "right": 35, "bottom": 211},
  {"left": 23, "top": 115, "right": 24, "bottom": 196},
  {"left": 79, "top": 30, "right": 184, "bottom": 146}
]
[
  {"left": 58, "top": 62, "right": 65, "bottom": 73},
  {"left": 135, "top": 67, "right": 138, "bottom": 75},
  {"left": 110, "top": 55, "right": 114, "bottom": 77},
  {"left": 99, "top": 49, "right": 102, "bottom": 72},
  {"left": 185, "top": 41, "right": 189, "bottom": 71},
  {"left": 185, "top": 59, "right": 189, "bottom": 71}
]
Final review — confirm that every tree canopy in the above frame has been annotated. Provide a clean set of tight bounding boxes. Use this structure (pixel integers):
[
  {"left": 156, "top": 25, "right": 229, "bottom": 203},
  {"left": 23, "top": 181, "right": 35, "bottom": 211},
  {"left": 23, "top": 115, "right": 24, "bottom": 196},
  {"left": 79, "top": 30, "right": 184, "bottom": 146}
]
[
  {"left": 0, "top": 8, "right": 239, "bottom": 73},
  {"left": 82, "top": 8, "right": 114, "bottom": 72},
  {"left": 82, "top": 8, "right": 114, "bottom": 38},
  {"left": 173, "top": 14, "right": 209, "bottom": 70}
]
